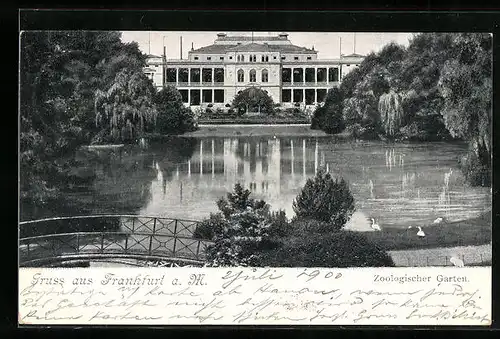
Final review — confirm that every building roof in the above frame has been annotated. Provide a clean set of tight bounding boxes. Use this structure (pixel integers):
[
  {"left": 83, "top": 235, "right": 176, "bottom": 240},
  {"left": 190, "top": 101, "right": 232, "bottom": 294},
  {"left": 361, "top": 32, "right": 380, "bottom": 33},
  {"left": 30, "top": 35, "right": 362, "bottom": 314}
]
[
  {"left": 146, "top": 54, "right": 162, "bottom": 58},
  {"left": 190, "top": 42, "right": 316, "bottom": 54},
  {"left": 342, "top": 53, "right": 365, "bottom": 58},
  {"left": 216, "top": 35, "right": 288, "bottom": 42}
]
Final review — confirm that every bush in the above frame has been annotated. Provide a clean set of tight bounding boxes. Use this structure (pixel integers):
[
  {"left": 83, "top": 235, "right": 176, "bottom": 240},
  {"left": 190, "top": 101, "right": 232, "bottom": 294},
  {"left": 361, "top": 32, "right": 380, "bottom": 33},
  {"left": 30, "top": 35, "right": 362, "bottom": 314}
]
[
  {"left": 193, "top": 212, "right": 227, "bottom": 240},
  {"left": 155, "top": 86, "right": 197, "bottom": 134},
  {"left": 257, "top": 230, "right": 395, "bottom": 267},
  {"left": 292, "top": 169, "right": 355, "bottom": 229},
  {"left": 288, "top": 218, "right": 334, "bottom": 236},
  {"left": 266, "top": 209, "right": 291, "bottom": 238}
]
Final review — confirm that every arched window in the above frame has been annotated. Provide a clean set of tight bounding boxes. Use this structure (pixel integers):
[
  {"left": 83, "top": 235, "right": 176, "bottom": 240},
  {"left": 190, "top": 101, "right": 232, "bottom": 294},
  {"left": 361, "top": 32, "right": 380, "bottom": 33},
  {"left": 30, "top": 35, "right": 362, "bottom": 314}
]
[
  {"left": 261, "top": 55, "right": 265, "bottom": 62},
  {"left": 237, "top": 69, "right": 244, "bottom": 82},
  {"left": 237, "top": 55, "right": 240, "bottom": 62},
  {"left": 241, "top": 55, "right": 245, "bottom": 62},
  {"left": 261, "top": 69, "right": 269, "bottom": 82},
  {"left": 249, "top": 69, "right": 256, "bottom": 82},
  {"left": 265, "top": 56, "right": 269, "bottom": 62}
]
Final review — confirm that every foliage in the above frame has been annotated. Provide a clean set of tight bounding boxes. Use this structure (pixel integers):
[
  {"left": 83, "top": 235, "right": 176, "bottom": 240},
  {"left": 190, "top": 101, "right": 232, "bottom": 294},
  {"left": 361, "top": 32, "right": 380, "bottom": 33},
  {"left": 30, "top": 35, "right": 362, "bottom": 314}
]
[
  {"left": 94, "top": 70, "right": 158, "bottom": 142},
  {"left": 231, "top": 87, "right": 274, "bottom": 114},
  {"left": 311, "top": 88, "right": 345, "bottom": 133},
  {"left": 292, "top": 169, "right": 355, "bottom": 229},
  {"left": 192, "top": 212, "right": 228, "bottom": 240},
  {"left": 437, "top": 33, "right": 492, "bottom": 185},
  {"left": 154, "top": 86, "right": 197, "bottom": 134},
  {"left": 378, "top": 90, "right": 404, "bottom": 137},
  {"left": 20, "top": 31, "right": 151, "bottom": 206},
  {"left": 204, "top": 183, "right": 280, "bottom": 267},
  {"left": 257, "top": 228, "right": 395, "bottom": 268}
]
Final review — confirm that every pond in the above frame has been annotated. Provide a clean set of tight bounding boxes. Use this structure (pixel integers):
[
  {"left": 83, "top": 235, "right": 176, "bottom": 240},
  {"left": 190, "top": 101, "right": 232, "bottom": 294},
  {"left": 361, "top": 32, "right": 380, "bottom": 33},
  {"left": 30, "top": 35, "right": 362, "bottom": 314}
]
[{"left": 21, "top": 133, "right": 492, "bottom": 232}]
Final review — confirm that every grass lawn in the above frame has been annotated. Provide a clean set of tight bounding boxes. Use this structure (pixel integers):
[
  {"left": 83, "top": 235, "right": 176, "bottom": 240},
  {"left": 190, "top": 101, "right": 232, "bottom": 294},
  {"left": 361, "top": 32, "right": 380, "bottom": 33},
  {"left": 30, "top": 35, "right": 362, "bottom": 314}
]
[{"left": 365, "top": 211, "right": 491, "bottom": 251}]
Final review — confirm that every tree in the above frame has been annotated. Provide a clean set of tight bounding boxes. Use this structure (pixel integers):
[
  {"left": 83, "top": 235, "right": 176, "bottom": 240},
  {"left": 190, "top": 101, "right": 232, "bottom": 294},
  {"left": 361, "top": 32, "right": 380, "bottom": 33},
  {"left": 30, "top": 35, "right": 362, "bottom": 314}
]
[
  {"left": 203, "top": 183, "right": 279, "bottom": 267},
  {"left": 94, "top": 70, "right": 158, "bottom": 143},
  {"left": 311, "top": 87, "right": 345, "bottom": 134},
  {"left": 154, "top": 86, "right": 197, "bottom": 134},
  {"left": 378, "top": 90, "right": 404, "bottom": 137},
  {"left": 231, "top": 87, "right": 274, "bottom": 114},
  {"left": 20, "top": 30, "right": 154, "bottom": 209},
  {"left": 438, "top": 33, "right": 492, "bottom": 186},
  {"left": 292, "top": 169, "right": 355, "bottom": 229}
]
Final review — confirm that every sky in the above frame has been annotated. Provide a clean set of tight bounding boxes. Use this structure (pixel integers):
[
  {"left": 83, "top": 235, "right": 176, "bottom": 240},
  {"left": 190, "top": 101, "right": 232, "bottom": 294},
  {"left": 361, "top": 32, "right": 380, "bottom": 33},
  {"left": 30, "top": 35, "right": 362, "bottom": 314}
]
[{"left": 120, "top": 31, "right": 414, "bottom": 60}]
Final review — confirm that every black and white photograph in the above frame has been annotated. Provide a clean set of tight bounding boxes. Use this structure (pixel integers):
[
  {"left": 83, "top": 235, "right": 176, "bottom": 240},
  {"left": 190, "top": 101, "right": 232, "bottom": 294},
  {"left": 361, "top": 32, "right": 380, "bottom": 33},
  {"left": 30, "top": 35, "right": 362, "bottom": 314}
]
[{"left": 19, "top": 29, "right": 492, "bottom": 270}]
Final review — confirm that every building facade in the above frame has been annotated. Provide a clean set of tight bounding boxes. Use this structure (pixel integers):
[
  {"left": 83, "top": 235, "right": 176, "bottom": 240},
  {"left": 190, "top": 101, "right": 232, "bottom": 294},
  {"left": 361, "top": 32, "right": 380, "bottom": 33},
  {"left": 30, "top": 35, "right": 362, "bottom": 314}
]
[{"left": 144, "top": 33, "right": 364, "bottom": 109}]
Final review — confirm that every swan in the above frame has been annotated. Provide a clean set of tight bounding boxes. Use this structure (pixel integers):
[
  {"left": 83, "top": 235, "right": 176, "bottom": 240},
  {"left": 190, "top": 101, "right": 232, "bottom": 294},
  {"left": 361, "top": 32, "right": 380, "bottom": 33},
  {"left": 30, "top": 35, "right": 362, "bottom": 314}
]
[
  {"left": 416, "top": 226, "right": 425, "bottom": 237},
  {"left": 370, "top": 218, "right": 381, "bottom": 231},
  {"left": 433, "top": 217, "right": 445, "bottom": 224},
  {"left": 450, "top": 256, "right": 465, "bottom": 267}
]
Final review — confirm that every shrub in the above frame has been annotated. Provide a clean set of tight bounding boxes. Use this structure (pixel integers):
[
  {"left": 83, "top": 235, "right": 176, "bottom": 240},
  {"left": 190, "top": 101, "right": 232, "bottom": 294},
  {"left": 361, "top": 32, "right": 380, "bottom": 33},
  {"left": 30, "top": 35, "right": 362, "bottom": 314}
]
[
  {"left": 192, "top": 212, "right": 227, "bottom": 240},
  {"left": 216, "top": 183, "right": 269, "bottom": 219},
  {"left": 256, "top": 230, "right": 395, "bottom": 267},
  {"left": 202, "top": 184, "right": 287, "bottom": 267},
  {"left": 292, "top": 169, "right": 355, "bottom": 229},
  {"left": 205, "top": 206, "right": 279, "bottom": 267},
  {"left": 266, "top": 209, "right": 291, "bottom": 238},
  {"left": 155, "top": 86, "right": 197, "bottom": 134},
  {"left": 288, "top": 218, "right": 334, "bottom": 236}
]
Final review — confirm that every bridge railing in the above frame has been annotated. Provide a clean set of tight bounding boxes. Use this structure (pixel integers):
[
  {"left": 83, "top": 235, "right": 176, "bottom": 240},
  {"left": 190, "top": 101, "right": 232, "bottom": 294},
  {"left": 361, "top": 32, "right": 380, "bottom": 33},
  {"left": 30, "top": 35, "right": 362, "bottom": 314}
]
[{"left": 19, "top": 215, "right": 214, "bottom": 267}]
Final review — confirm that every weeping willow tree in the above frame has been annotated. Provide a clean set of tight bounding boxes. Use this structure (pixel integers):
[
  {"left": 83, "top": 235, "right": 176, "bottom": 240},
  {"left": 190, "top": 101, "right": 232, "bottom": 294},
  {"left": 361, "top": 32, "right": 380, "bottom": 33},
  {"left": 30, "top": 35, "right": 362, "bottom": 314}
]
[
  {"left": 378, "top": 90, "right": 404, "bottom": 137},
  {"left": 94, "top": 70, "right": 158, "bottom": 143}
]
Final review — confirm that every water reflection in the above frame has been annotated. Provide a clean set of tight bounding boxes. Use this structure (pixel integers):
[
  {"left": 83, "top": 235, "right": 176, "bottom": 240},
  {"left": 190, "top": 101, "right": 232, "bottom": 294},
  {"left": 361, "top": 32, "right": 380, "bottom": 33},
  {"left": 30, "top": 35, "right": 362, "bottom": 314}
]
[{"left": 140, "top": 137, "right": 490, "bottom": 231}]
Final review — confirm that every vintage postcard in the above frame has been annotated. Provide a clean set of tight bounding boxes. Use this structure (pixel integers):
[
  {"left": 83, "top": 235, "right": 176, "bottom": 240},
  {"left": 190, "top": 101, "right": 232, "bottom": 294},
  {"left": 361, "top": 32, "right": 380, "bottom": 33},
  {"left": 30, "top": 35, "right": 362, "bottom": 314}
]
[{"left": 18, "top": 27, "right": 492, "bottom": 326}]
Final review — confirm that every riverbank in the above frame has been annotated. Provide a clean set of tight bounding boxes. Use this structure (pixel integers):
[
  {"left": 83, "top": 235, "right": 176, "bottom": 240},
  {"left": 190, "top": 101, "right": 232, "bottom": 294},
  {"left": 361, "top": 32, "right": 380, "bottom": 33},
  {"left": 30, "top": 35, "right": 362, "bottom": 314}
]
[
  {"left": 365, "top": 211, "right": 491, "bottom": 251},
  {"left": 181, "top": 124, "right": 333, "bottom": 138}
]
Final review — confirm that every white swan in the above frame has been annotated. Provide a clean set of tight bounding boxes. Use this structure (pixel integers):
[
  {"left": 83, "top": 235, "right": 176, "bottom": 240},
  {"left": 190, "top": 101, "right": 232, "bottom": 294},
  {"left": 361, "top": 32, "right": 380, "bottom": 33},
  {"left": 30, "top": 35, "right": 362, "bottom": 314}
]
[
  {"left": 371, "top": 218, "right": 381, "bottom": 231},
  {"left": 450, "top": 256, "right": 465, "bottom": 267},
  {"left": 433, "top": 217, "right": 444, "bottom": 224},
  {"left": 416, "top": 226, "right": 425, "bottom": 237}
]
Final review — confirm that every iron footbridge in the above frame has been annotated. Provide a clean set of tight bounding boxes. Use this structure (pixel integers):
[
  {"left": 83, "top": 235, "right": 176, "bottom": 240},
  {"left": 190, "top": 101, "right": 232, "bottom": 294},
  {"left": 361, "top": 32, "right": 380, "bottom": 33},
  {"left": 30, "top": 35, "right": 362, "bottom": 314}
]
[{"left": 19, "top": 215, "right": 213, "bottom": 267}]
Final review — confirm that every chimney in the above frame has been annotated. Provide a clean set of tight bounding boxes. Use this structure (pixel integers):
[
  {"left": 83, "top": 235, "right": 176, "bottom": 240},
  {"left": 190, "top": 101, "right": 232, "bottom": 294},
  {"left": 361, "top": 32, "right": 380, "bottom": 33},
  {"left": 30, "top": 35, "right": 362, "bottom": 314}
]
[
  {"left": 180, "top": 36, "right": 183, "bottom": 59},
  {"left": 191, "top": 42, "right": 194, "bottom": 51}
]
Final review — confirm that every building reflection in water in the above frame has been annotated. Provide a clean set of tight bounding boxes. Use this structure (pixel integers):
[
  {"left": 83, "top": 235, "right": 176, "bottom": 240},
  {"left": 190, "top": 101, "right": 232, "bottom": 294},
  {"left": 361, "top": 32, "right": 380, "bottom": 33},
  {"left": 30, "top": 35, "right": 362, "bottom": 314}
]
[{"left": 147, "top": 137, "right": 321, "bottom": 219}]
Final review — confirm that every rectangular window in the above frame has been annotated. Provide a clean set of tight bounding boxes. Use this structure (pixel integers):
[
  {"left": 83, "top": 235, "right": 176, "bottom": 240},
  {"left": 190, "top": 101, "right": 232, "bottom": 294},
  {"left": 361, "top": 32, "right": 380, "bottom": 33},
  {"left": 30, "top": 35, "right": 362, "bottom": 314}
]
[
  {"left": 214, "top": 89, "right": 224, "bottom": 103},
  {"left": 179, "top": 89, "right": 189, "bottom": 103},
  {"left": 202, "top": 89, "right": 212, "bottom": 103},
  {"left": 305, "top": 89, "right": 315, "bottom": 105},
  {"left": 229, "top": 56, "right": 233, "bottom": 59},
  {"left": 194, "top": 56, "right": 199, "bottom": 60},
  {"left": 202, "top": 68, "right": 212, "bottom": 83},
  {"left": 178, "top": 68, "right": 189, "bottom": 83},
  {"left": 307, "top": 56, "right": 312, "bottom": 60},
  {"left": 317, "top": 68, "right": 327, "bottom": 82},
  {"left": 317, "top": 89, "right": 327, "bottom": 102},
  {"left": 190, "top": 68, "right": 201, "bottom": 83},
  {"left": 214, "top": 68, "right": 224, "bottom": 83},
  {"left": 281, "top": 56, "right": 286, "bottom": 60},
  {"left": 293, "top": 89, "right": 303, "bottom": 103},
  {"left": 282, "top": 68, "right": 292, "bottom": 83},
  {"left": 220, "top": 56, "right": 224, "bottom": 60},
  {"left": 305, "top": 68, "right": 315, "bottom": 82},
  {"left": 294, "top": 56, "right": 299, "bottom": 60},
  {"left": 207, "top": 57, "right": 212, "bottom": 60},
  {"left": 273, "top": 56, "right": 277, "bottom": 59},
  {"left": 166, "top": 68, "right": 177, "bottom": 83},
  {"left": 282, "top": 89, "right": 291, "bottom": 102},
  {"left": 328, "top": 67, "right": 339, "bottom": 82},
  {"left": 190, "top": 89, "right": 201, "bottom": 105}
]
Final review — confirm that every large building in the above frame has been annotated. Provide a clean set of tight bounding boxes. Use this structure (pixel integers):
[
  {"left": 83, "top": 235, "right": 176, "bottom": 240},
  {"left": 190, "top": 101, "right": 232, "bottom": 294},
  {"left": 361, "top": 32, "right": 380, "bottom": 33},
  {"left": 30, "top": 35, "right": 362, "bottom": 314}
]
[{"left": 143, "top": 33, "right": 364, "bottom": 109}]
